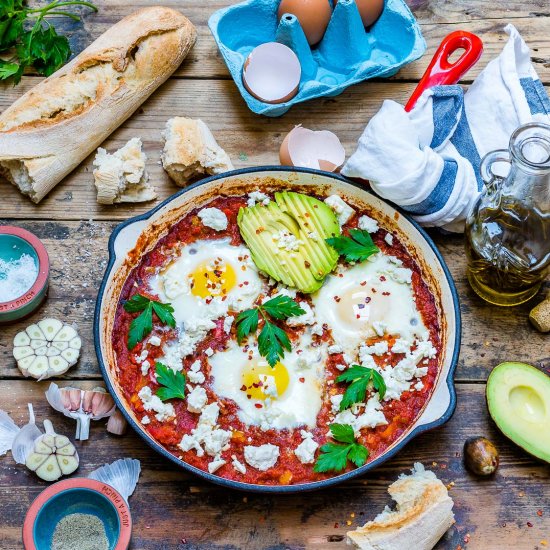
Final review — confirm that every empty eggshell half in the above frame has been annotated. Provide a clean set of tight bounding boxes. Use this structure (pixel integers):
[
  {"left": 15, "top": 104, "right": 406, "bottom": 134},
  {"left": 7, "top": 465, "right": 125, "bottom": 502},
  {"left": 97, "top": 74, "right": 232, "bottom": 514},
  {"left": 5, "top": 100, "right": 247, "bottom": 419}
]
[
  {"left": 242, "top": 42, "right": 301, "bottom": 104},
  {"left": 279, "top": 126, "right": 346, "bottom": 172}
]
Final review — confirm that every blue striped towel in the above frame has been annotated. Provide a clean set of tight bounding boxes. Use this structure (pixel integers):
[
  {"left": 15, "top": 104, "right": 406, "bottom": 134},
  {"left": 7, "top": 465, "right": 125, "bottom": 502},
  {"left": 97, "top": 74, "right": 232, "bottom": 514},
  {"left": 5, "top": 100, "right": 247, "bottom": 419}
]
[{"left": 342, "top": 25, "right": 550, "bottom": 232}]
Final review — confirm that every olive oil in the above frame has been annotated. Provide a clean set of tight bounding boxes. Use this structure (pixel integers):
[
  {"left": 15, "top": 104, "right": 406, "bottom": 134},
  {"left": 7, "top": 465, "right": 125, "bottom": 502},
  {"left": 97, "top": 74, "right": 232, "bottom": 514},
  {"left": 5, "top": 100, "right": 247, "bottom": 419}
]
[{"left": 465, "top": 202, "right": 550, "bottom": 306}]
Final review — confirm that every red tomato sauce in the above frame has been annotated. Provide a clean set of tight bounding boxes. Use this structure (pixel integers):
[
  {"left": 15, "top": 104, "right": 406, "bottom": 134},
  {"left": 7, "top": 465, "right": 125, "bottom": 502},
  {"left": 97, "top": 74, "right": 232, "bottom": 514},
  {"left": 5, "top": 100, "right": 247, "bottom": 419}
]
[{"left": 112, "top": 194, "right": 442, "bottom": 485}]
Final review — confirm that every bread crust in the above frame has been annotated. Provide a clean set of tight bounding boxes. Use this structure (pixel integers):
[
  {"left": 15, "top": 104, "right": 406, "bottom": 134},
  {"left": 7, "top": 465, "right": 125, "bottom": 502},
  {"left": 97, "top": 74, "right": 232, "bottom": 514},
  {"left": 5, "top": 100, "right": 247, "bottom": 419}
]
[{"left": 0, "top": 7, "right": 197, "bottom": 203}]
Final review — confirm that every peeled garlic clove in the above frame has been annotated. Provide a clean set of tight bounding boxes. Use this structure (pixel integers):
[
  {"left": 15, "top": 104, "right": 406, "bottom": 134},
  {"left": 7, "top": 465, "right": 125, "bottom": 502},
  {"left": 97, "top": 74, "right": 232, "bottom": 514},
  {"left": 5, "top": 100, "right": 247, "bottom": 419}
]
[
  {"left": 13, "top": 319, "right": 81, "bottom": 380},
  {"left": 38, "top": 319, "right": 63, "bottom": 341}
]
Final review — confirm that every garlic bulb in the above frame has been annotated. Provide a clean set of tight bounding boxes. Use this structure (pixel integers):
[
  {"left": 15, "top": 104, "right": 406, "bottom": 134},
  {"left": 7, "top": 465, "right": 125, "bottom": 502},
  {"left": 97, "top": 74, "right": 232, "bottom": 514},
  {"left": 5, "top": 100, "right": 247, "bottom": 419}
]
[
  {"left": 25, "top": 419, "right": 79, "bottom": 481},
  {"left": 46, "top": 383, "right": 115, "bottom": 440},
  {"left": 13, "top": 319, "right": 82, "bottom": 380}
]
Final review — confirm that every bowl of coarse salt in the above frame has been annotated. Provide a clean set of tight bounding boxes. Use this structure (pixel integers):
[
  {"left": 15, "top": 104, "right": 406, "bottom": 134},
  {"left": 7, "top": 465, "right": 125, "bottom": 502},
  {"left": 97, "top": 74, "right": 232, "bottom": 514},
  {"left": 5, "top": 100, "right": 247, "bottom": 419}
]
[
  {"left": 23, "top": 478, "right": 132, "bottom": 550},
  {"left": 0, "top": 226, "right": 49, "bottom": 323}
]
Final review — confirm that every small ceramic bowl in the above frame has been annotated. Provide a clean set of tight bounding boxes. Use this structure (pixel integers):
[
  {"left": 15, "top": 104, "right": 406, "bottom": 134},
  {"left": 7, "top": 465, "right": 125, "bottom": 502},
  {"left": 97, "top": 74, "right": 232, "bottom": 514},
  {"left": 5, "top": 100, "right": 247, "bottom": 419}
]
[
  {"left": 0, "top": 226, "right": 49, "bottom": 323},
  {"left": 23, "top": 478, "right": 132, "bottom": 550}
]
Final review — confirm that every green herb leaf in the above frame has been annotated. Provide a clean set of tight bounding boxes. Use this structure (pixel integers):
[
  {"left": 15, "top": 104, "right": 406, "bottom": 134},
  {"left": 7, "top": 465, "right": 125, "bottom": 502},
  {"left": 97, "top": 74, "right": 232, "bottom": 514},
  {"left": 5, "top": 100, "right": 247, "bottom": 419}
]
[
  {"left": 261, "top": 295, "right": 305, "bottom": 320},
  {"left": 336, "top": 365, "right": 387, "bottom": 410},
  {"left": 0, "top": 60, "right": 20, "bottom": 79},
  {"left": 326, "top": 229, "right": 379, "bottom": 263},
  {"left": 234, "top": 296, "right": 304, "bottom": 364},
  {"left": 235, "top": 308, "right": 259, "bottom": 344},
  {"left": 124, "top": 294, "right": 175, "bottom": 350},
  {"left": 155, "top": 362, "right": 186, "bottom": 401},
  {"left": 313, "top": 424, "right": 369, "bottom": 473},
  {"left": 258, "top": 320, "right": 291, "bottom": 367}
]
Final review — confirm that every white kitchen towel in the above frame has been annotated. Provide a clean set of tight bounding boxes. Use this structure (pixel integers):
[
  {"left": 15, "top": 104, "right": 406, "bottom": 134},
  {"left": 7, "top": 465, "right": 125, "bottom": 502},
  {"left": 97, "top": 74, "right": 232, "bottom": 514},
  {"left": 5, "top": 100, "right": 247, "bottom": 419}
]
[{"left": 342, "top": 24, "right": 550, "bottom": 232}]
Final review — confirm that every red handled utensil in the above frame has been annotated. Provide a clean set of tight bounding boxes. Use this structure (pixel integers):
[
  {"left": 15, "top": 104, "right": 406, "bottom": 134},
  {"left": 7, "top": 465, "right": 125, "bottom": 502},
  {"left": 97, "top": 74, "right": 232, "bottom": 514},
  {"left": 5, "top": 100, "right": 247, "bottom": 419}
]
[{"left": 405, "top": 30, "right": 483, "bottom": 112}]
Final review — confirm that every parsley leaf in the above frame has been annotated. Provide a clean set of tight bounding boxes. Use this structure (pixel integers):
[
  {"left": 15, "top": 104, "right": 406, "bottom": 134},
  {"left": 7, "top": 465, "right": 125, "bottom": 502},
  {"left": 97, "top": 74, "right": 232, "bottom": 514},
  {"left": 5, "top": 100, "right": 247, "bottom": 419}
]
[
  {"left": 336, "top": 365, "right": 387, "bottom": 410},
  {"left": 0, "top": 0, "right": 97, "bottom": 84},
  {"left": 326, "top": 229, "right": 379, "bottom": 263},
  {"left": 123, "top": 294, "right": 175, "bottom": 350},
  {"left": 261, "top": 295, "right": 305, "bottom": 320},
  {"left": 235, "top": 296, "right": 305, "bottom": 366},
  {"left": 155, "top": 362, "right": 186, "bottom": 401},
  {"left": 314, "top": 424, "right": 369, "bottom": 473}
]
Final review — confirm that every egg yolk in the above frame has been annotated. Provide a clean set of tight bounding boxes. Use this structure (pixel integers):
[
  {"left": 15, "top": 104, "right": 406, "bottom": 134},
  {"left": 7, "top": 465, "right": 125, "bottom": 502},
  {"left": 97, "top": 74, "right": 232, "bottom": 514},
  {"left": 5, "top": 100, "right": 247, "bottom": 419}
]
[
  {"left": 190, "top": 260, "right": 237, "bottom": 299},
  {"left": 335, "top": 287, "right": 386, "bottom": 329},
  {"left": 241, "top": 362, "right": 290, "bottom": 401}
]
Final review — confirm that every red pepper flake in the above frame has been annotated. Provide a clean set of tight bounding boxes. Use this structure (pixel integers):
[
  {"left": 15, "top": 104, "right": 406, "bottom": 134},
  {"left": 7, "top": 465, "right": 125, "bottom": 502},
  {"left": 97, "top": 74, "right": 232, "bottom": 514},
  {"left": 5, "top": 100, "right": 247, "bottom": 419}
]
[
  {"left": 382, "top": 291, "right": 390, "bottom": 296},
  {"left": 371, "top": 288, "right": 377, "bottom": 293},
  {"left": 299, "top": 377, "right": 305, "bottom": 383},
  {"left": 254, "top": 403, "right": 263, "bottom": 409},
  {"left": 527, "top": 522, "right": 533, "bottom": 528},
  {"left": 304, "top": 261, "right": 311, "bottom": 268},
  {"left": 334, "top": 523, "right": 339, "bottom": 529},
  {"left": 240, "top": 385, "right": 247, "bottom": 392},
  {"left": 360, "top": 281, "right": 366, "bottom": 286},
  {"left": 333, "top": 296, "right": 341, "bottom": 303},
  {"left": 537, "top": 510, "right": 543, "bottom": 517},
  {"left": 380, "top": 275, "right": 386, "bottom": 282},
  {"left": 463, "top": 534, "right": 470, "bottom": 544}
]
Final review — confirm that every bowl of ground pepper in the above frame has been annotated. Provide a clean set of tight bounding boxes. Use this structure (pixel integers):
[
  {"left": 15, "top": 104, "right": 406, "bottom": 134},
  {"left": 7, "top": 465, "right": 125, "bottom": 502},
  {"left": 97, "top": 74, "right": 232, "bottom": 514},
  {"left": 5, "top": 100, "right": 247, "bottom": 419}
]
[{"left": 22, "top": 478, "right": 132, "bottom": 550}]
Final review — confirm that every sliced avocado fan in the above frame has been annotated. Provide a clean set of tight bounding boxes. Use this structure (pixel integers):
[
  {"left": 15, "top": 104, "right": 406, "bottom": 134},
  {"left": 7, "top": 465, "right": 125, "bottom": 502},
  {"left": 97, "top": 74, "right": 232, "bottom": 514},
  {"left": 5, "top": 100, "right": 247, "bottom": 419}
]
[
  {"left": 237, "top": 191, "right": 340, "bottom": 293},
  {"left": 486, "top": 361, "right": 550, "bottom": 463}
]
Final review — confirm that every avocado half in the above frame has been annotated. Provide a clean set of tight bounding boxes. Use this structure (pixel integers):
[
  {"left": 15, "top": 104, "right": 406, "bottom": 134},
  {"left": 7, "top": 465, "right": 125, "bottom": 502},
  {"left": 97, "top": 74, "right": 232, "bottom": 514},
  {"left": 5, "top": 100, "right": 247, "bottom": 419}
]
[{"left": 486, "top": 362, "right": 550, "bottom": 463}]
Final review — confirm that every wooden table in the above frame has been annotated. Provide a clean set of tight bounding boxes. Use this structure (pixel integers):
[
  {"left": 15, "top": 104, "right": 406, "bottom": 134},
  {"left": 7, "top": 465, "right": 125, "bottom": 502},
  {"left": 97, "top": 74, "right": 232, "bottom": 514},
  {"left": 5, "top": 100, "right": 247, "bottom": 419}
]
[{"left": 1, "top": 1, "right": 549, "bottom": 548}]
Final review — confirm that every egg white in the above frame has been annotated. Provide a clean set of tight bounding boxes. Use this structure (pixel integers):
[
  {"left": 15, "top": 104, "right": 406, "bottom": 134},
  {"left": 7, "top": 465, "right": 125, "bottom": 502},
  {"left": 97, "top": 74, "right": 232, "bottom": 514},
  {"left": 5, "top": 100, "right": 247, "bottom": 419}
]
[
  {"left": 209, "top": 333, "right": 326, "bottom": 430},
  {"left": 312, "top": 253, "right": 428, "bottom": 355}
]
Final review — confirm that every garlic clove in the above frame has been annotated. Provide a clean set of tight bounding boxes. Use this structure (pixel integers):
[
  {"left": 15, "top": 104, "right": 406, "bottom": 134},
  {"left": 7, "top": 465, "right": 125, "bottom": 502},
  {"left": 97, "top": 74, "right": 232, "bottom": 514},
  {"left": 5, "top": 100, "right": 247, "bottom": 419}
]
[
  {"left": 34, "top": 346, "right": 48, "bottom": 356},
  {"left": 25, "top": 324, "right": 44, "bottom": 340},
  {"left": 34, "top": 439, "right": 52, "bottom": 454},
  {"left": 48, "top": 356, "right": 69, "bottom": 374},
  {"left": 46, "top": 347, "right": 61, "bottom": 357},
  {"left": 42, "top": 434, "right": 55, "bottom": 447},
  {"left": 38, "top": 319, "right": 63, "bottom": 341},
  {"left": 30, "top": 339, "right": 47, "bottom": 350},
  {"left": 58, "top": 454, "right": 79, "bottom": 475},
  {"left": 35, "top": 454, "right": 62, "bottom": 481},
  {"left": 13, "top": 332, "right": 30, "bottom": 347},
  {"left": 106, "top": 409, "right": 128, "bottom": 436},
  {"left": 17, "top": 356, "right": 35, "bottom": 372},
  {"left": 28, "top": 357, "right": 49, "bottom": 377},
  {"left": 61, "top": 348, "right": 80, "bottom": 366},
  {"left": 52, "top": 340, "right": 69, "bottom": 351},
  {"left": 69, "top": 336, "right": 82, "bottom": 350},
  {"left": 54, "top": 325, "right": 78, "bottom": 342},
  {"left": 54, "top": 435, "right": 70, "bottom": 448},
  {"left": 13, "top": 346, "right": 34, "bottom": 361},
  {"left": 67, "top": 389, "right": 82, "bottom": 411},
  {"left": 26, "top": 452, "right": 49, "bottom": 471}
]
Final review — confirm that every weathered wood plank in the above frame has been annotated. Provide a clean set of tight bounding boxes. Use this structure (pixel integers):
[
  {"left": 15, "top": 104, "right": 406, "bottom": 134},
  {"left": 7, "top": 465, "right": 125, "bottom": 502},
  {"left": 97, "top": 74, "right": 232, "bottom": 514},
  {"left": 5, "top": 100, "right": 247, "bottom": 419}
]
[
  {"left": 0, "top": 220, "right": 548, "bottom": 382},
  {"left": 1, "top": 79, "right": 548, "bottom": 221},
  {"left": 0, "top": 382, "right": 548, "bottom": 550}
]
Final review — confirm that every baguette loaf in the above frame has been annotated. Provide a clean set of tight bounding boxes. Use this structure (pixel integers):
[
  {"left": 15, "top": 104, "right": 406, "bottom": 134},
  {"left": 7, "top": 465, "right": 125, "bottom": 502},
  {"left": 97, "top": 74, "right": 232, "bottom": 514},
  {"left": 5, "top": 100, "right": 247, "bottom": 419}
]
[
  {"left": 0, "top": 7, "right": 196, "bottom": 203},
  {"left": 347, "top": 463, "right": 455, "bottom": 550}
]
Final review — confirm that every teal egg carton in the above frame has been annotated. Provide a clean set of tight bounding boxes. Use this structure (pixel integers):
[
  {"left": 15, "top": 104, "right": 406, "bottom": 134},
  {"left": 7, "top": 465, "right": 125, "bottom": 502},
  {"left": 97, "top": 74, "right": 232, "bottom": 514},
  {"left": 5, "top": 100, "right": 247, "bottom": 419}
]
[{"left": 208, "top": 0, "right": 426, "bottom": 117}]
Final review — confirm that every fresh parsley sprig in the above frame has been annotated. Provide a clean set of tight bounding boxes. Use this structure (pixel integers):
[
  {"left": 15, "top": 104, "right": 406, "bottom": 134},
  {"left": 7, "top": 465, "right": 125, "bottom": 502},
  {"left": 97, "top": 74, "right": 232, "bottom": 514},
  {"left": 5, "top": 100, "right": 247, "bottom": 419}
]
[
  {"left": 154, "top": 362, "right": 186, "bottom": 402},
  {"left": 326, "top": 229, "right": 379, "bottom": 263},
  {"left": 314, "top": 424, "right": 369, "bottom": 473},
  {"left": 123, "top": 293, "right": 176, "bottom": 350},
  {"left": 236, "top": 295, "right": 305, "bottom": 367},
  {"left": 336, "top": 365, "right": 387, "bottom": 410},
  {"left": 0, "top": 0, "right": 97, "bottom": 84}
]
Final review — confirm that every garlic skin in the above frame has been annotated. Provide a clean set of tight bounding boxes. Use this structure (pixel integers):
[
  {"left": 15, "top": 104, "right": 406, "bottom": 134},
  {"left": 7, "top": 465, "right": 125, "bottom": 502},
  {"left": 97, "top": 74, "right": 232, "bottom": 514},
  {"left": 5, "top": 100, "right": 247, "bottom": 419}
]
[
  {"left": 88, "top": 458, "right": 141, "bottom": 503},
  {"left": 25, "top": 419, "right": 79, "bottom": 481},
  {"left": 13, "top": 319, "right": 82, "bottom": 380},
  {"left": 107, "top": 409, "right": 128, "bottom": 436},
  {"left": 46, "top": 383, "right": 115, "bottom": 441}
]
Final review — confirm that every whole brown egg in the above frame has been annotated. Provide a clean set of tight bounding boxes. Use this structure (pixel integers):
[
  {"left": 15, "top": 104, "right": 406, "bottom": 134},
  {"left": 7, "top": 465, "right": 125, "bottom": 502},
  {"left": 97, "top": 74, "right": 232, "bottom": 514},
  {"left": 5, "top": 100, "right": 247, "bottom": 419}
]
[
  {"left": 336, "top": 0, "right": 384, "bottom": 27},
  {"left": 277, "top": 0, "right": 333, "bottom": 46}
]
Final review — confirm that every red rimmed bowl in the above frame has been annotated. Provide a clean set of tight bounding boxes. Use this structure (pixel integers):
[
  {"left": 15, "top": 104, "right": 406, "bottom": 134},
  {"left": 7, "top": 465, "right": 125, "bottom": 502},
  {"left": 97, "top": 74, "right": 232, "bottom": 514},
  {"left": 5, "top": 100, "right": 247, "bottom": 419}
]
[
  {"left": 0, "top": 225, "right": 49, "bottom": 323},
  {"left": 23, "top": 478, "right": 132, "bottom": 550}
]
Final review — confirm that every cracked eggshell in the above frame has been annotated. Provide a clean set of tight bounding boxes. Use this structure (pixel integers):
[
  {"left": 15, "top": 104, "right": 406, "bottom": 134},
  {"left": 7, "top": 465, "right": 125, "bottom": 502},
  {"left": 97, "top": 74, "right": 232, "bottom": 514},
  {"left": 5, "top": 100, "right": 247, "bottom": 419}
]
[
  {"left": 242, "top": 42, "right": 301, "bottom": 104},
  {"left": 279, "top": 126, "right": 346, "bottom": 172}
]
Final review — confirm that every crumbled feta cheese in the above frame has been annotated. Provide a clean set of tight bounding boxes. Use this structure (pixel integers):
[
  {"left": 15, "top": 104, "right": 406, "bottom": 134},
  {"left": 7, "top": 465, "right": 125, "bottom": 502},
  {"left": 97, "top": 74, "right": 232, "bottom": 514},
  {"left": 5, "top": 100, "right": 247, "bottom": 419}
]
[
  {"left": 384, "top": 233, "right": 394, "bottom": 246},
  {"left": 141, "top": 415, "right": 150, "bottom": 425},
  {"left": 208, "top": 458, "right": 226, "bottom": 474},
  {"left": 373, "top": 321, "right": 387, "bottom": 337},
  {"left": 223, "top": 316, "right": 234, "bottom": 334},
  {"left": 362, "top": 341, "right": 389, "bottom": 356},
  {"left": 148, "top": 335, "right": 161, "bottom": 346},
  {"left": 359, "top": 352, "right": 377, "bottom": 369},
  {"left": 324, "top": 195, "right": 355, "bottom": 226},
  {"left": 294, "top": 433, "right": 319, "bottom": 464},
  {"left": 412, "top": 339, "right": 437, "bottom": 361},
  {"left": 328, "top": 344, "right": 343, "bottom": 355},
  {"left": 232, "top": 455, "right": 247, "bottom": 474},
  {"left": 190, "top": 360, "right": 201, "bottom": 372},
  {"left": 198, "top": 207, "right": 228, "bottom": 231},
  {"left": 330, "top": 394, "right": 343, "bottom": 413},
  {"left": 311, "top": 323, "right": 324, "bottom": 336},
  {"left": 296, "top": 347, "right": 322, "bottom": 370},
  {"left": 140, "top": 360, "right": 151, "bottom": 376},
  {"left": 286, "top": 302, "right": 315, "bottom": 327},
  {"left": 136, "top": 349, "right": 149, "bottom": 363},
  {"left": 391, "top": 338, "right": 411, "bottom": 354},
  {"left": 138, "top": 386, "right": 175, "bottom": 422},
  {"left": 353, "top": 395, "right": 388, "bottom": 431},
  {"left": 244, "top": 444, "right": 280, "bottom": 471},
  {"left": 414, "top": 380, "right": 424, "bottom": 391},
  {"left": 247, "top": 191, "right": 270, "bottom": 207},
  {"left": 187, "top": 386, "right": 208, "bottom": 413},
  {"left": 335, "top": 363, "right": 347, "bottom": 371},
  {"left": 387, "top": 266, "right": 413, "bottom": 284},
  {"left": 307, "top": 231, "right": 319, "bottom": 241},
  {"left": 188, "top": 369, "right": 205, "bottom": 384},
  {"left": 205, "top": 347, "right": 214, "bottom": 357},
  {"left": 273, "top": 230, "right": 303, "bottom": 252},
  {"left": 261, "top": 374, "right": 278, "bottom": 398},
  {"left": 358, "top": 215, "right": 379, "bottom": 233},
  {"left": 389, "top": 256, "right": 403, "bottom": 266}
]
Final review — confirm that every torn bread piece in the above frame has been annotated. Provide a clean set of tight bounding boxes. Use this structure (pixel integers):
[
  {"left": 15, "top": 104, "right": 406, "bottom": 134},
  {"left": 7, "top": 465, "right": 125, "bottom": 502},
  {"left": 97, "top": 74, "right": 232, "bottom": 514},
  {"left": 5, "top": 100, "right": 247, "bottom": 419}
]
[
  {"left": 93, "top": 138, "right": 156, "bottom": 204},
  {"left": 161, "top": 117, "right": 234, "bottom": 186},
  {"left": 347, "top": 463, "right": 455, "bottom": 550}
]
